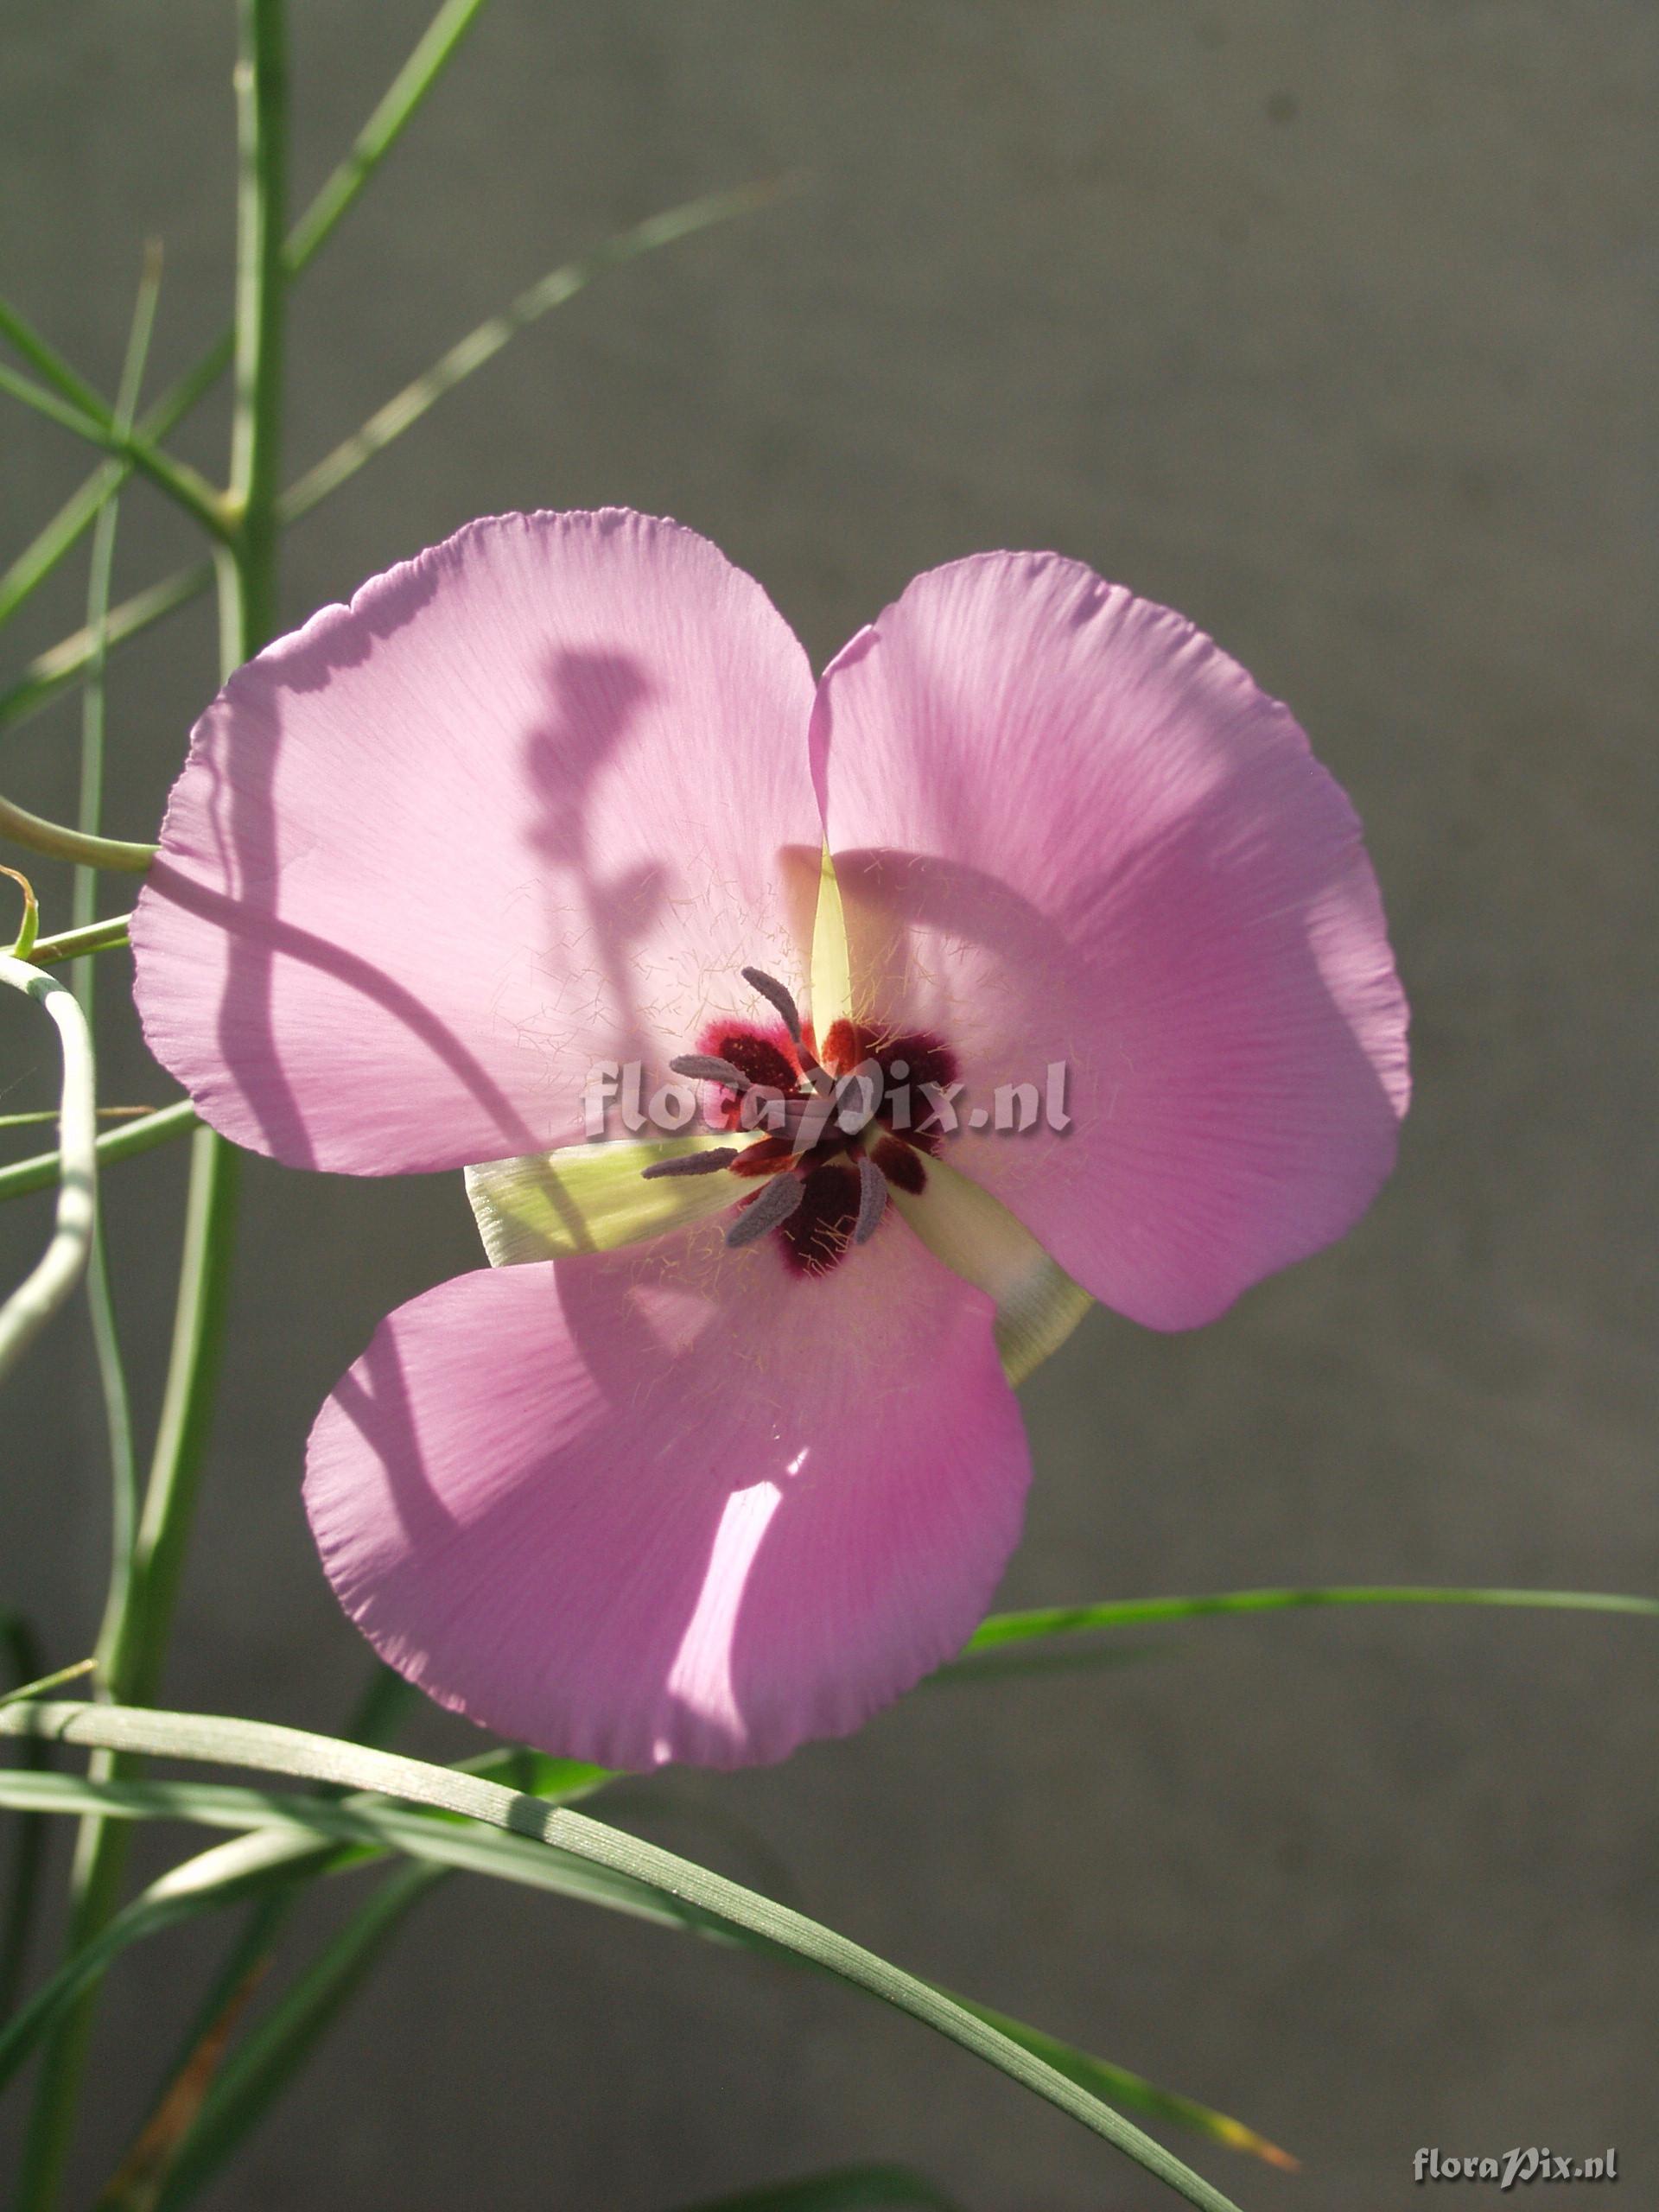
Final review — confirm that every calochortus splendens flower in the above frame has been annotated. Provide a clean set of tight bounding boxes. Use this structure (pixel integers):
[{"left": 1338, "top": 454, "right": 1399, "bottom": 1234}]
[{"left": 133, "top": 510, "right": 1408, "bottom": 1769}]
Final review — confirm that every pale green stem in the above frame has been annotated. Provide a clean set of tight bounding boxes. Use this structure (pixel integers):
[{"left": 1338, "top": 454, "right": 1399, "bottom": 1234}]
[
  {"left": 0, "top": 361, "right": 229, "bottom": 545},
  {"left": 22, "top": 913, "right": 134, "bottom": 969},
  {"left": 14, "top": 6, "right": 283, "bottom": 2197},
  {"left": 0, "top": 1662, "right": 97, "bottom": 1711},
  {"left": 0, "top": 565, "right": 213, "bottom": 731},
  {"left": 0, "top": 1110, "right": 152, "bottom": 1129},
  {"left": 0, "top": 1101, "right": 200, "bottom": 1207},
  {"left": 283, "top": 0, "right": 491, "bottom": 269},
  {"left": 76, "top": 249, "right": 161, "bottom": 1821},
  {"left": 0, "top": 796, "right": 155, "bottom": 873},
  {"left": 1, "top": 177, "right": 784, "bottom": 737},
  {"left": 0, "top": 958, "right": 97, "bottom": 1384},
  {"left": 0, "top": 298, "right": 112, "bottom": 421},
  {"left": 0, "top": 1615, "right": 50, "bottom": 2020},
  {"left": 283, "top": 179, "right": 785, "bottom": 516},
  {"left": 226, "top": 0, "right": 288, "bottom": 633},
  {"left": 0, "top": 0, "right": 490, "bottom": 634}
]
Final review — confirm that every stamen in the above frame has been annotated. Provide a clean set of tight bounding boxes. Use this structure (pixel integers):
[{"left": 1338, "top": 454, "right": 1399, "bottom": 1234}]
[
  {"left": 853, "top": 1152, "right": 887, "bottom": 1243},
  {"left": 740, "top": 965, "right": 804, "bottom": 1042},
  {"left": 724, "top": 1167, "right": 805, "bottom": 1248},
  {"left": 741, "top": 965, "right": 834, "bottom": 1097},
  {"left": 639, "top": 1147, "right": 741, "bottom": 1180},
  {"left": 669, "top": 1052, "right": 753, "bottom": 1090}
]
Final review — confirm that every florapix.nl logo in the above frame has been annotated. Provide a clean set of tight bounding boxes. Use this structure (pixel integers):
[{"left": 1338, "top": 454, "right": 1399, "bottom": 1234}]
[
  {"left": 1413, "top": 2147, "right": 1618, "bottom": 2189},
  {"left": 581, "top": 1055, "right": 1073, "bottom": 1144}
]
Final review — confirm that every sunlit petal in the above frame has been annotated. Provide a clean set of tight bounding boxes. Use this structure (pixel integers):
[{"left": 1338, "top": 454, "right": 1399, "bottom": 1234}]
[
  {"left": 306, "top": 1224, "right": 1028, "bottom": 1769},
  {"left": 134, "top": 510, "right": 818, "bottom": 1174},
  {"left": 812, "top": 553, "right": 1408, "bottom": 1328}
]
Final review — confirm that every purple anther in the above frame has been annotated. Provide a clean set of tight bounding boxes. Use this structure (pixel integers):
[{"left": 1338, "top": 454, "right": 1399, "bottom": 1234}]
[
  {"left": 639, "top": 1147, "right": 741, "bottom": 1180},
  {"left": 740, "top": 965, "right": 804, "bottom": 1042},
  {"left": 724, "top": 1167, "right": 805, "bottom": 1248},
  {"left": 854, "top": 1153, "right": 888, "bottom": 1243},
  {"left": 670, "top": 1053, "right": 753, "bottom": 1090},
  {"left": 740, "top": 965, "right": 834, "bottom": 1098}
]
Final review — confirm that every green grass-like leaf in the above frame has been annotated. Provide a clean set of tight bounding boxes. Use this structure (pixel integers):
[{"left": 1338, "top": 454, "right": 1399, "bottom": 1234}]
[
  {"left": 0, "top": 1762, "right": 1280, "bottom": 2195},
  {"left": 0, "top": 1707, "right": 1245, "bottom": 2212},
  {"left": 951, "top": 1583, "right": 1659, "bottom": 1667}
]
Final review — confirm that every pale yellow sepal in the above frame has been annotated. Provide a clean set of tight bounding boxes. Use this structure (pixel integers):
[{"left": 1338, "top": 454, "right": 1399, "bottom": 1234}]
[
  {"left": 887, "top": 1152, "right": 1094, "bottom": 1385},
  {"left": 809, "top": 845, "right": 853, "bottom": 1040},
  {"left": 466, "top": 1132, "right": 745, "bottom": 1266}
]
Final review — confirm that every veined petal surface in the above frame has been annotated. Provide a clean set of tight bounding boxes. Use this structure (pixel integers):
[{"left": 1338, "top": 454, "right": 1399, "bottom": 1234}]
[
  {"left": 811, "top": 554, "right": 1409, "bottom": 1329},
  {"left": 306, "top": 1224, "right": 1030, "bottom": 1769},
  {"left": 133, "top": 511, "right": 819, "bottom": 1174}
]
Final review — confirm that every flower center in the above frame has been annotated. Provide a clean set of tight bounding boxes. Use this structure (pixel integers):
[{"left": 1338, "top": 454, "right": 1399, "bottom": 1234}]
[{"left": 643, "top": 965, "right": 957, "bottom": 1276}]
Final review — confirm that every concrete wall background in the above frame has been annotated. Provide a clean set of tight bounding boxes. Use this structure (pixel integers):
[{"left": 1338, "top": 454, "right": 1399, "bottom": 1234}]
[{"left": 2, "top": 4, "right": 1655, "bottom": 2206}]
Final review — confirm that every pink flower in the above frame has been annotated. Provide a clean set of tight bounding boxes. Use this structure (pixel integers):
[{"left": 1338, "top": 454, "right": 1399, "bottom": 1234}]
[{"left": 132, "top": 510, "right": 1408, "bottom": 1769}]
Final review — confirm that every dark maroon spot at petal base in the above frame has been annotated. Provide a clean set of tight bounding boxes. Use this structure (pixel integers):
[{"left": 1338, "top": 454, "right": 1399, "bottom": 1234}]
[
  {"left": 872, "top": 1134, "right": 927, "bottom": 1194},
  {"left": 706, "top": 1027, "right": 798, "bottom": 1095},
  {"left": 671, "top": 1004, "right": 955, "bottom": 1274},
  {"left": 777, "top": 1161, "right": 861, "bottom": 1275},
  {"left": 822, "top": 1020, "right": 957, "bottom": 1096}
]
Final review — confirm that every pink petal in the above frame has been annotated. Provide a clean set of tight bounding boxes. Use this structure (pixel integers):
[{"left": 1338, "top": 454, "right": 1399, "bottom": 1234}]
[
  {"left": 811, "top": 555, "right": 1409, "bottom": 1330},
  {"left": 132, "top": 511, "right": 818, "bottom": 1174},
  {"left": 305, "top": 1222, "right": 1030, "bottom": 1769}
]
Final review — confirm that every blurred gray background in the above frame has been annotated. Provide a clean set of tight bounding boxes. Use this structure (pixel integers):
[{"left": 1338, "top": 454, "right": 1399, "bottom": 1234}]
[{"left": 3, "top": 3, "right": 1656, "bottom": 2206}]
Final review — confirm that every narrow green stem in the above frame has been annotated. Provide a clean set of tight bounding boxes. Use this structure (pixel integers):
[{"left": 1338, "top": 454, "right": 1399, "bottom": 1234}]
[
  {"left": 22, "top": 913, "right": 134, "bottom": 969},
  {"left": 76, "top": 245, "right": 162, "bottom": 937},
  {"left": 0, "top": 795, "right": 156, "bottom": 873},
  {"left": 283, "top": 0, "right": 489, "bottom": 270},
  {"left": 0, "top": 297, "right": 111, "bottom": 423},
  {"left": 0, "top": 361, "right": 230, "bottom": 546},
  {"left": 0, "top": 958, "right": 99, "bottom": 1382},
  {"left": 282, "top": 179, "right": 784, "bottom": 519},
  {"left": 0, "top": 0, "right": 489, "bottom": 634},
  {"left": 0, "top": 1615, "right": 50, "bottom": 2019},
  {"left": 0, "top": 1100, "right": 200, "bottom": 1207},
  {"left": 0, "top": 565, "right": 214, "bottom": 734},
  {"left": 0, "top": 1661, "right": 97, "bottom": 1711},
  {"left": 958, "top": 1584, "right": 1659, "bottom": 1654},
  {"left": 227, "top": 0, "right": 288, "bottom": 637},
  {"left": 77, "top": 247, "right": 161, "bottom": 1803},
  {"left": 14, "top": 9, "right": 284, "bottom": 2198}
]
